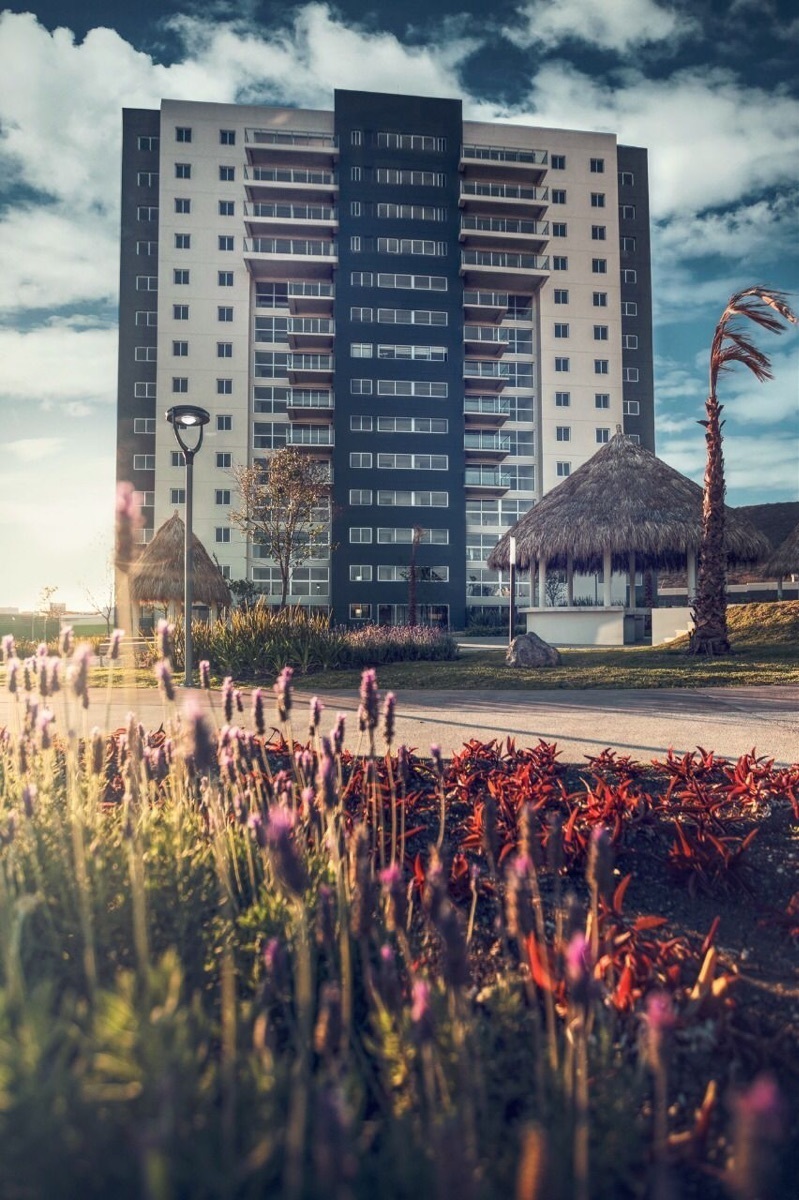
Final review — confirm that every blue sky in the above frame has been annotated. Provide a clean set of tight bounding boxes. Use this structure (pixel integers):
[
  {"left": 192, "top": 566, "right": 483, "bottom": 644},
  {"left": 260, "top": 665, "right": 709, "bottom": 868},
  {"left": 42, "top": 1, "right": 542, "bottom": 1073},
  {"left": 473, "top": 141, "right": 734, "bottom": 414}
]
[{"left": 0, "top": 0, "right": 797, "bottom": 610}]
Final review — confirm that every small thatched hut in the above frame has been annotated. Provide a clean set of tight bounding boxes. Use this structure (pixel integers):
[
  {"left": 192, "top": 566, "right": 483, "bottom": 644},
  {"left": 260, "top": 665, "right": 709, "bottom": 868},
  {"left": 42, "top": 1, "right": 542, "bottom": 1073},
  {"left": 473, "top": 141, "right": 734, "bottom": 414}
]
[
  {"left": 129, "top": 512, "right": 231, "bottom": 621},
  {"left": 488, "top": 431, "right": 769, "bottom": 609},
  {"left": 764, "top": 520, "right": 799, "bottom": 587}
]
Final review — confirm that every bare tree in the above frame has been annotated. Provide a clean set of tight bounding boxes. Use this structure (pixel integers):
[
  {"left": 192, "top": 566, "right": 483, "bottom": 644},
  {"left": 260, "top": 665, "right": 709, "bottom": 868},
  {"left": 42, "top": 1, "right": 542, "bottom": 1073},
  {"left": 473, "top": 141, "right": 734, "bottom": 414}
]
[
  {"left": 84, "top": 557, "right": 116, "bottom": 636},
  {"left": 407, "top": 525, "right": 422, "bottom": 627},
  {"left": 689, "top": 287, "right": 796, "bottom": 656},
  {"left": 229, "top": 448, "right": 330, "bottom": 609}
]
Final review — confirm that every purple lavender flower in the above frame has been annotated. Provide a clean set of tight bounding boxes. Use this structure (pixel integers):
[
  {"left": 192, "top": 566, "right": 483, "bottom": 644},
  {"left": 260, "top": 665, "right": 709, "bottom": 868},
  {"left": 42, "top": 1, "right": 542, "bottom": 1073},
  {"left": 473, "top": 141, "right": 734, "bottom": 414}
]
[
  {"left": 430, "top": 744, "right": 444, "bottom": 777},
  {"left": 109, "top": 629, "right": 124, "bottom": 661},
  {"left": 58, "top": 627, "right": 72, "bottom": 656},
  {"left": 331, "top": 712, "right": 346, "bottom": 756},
  {"left": 37, "top": 708, "right": 54, "bottom": 751},
  {"left": 265, "top": 804, "right": 307, "bottom": 897},
  {"left": 234, "top": 688, "right": 244, "bottom": 714},
  {"left": 317, "top": 737, "right": 337, "bottom": 811},
  {"left": 199, "top": 660, "right": 211, "bottom": 690},
  {"left": 156, "top": 618, "right": 172, "bottom": 661},
  {"left": 22, "top": 784, "right": 37, "bottom": 819},
  {"left": 643, "top": 990, "right": 676, "bottom": 1068},
  {"left": 359, "top": 668, "right": 379, "bottom": 732},
  {"left": 380, "top": 862, "right": 407, "bottom": 932},
  {"left": 274, "top": 666, "right": 294, "bottom": 723},
  {"left": 48, "top": 659, "right": 60, "bottom": 694},
  {"left": 2, "top": 634, "right": 16, "bottom": 661},
  {"left": 309, "top": 695, "right": 323, "bottom": 736},
  {"left": 397, "top": 744, "right": 410, "bottom": 788},
  {"left": 730, "top": 1073, "right": 785, "bottom": 1199},
  {"left": 156, "top": 660, "right": 175, "bottom": 703},
  {"left": 222, "top": 676, "right": 234, "bottom": 724},
  {"left": 252, "top": 687, "right": 265, "bottom": 735},
  {"left": 69, "top": 645, "right": 91, "bottom": 706},
  {"left": 183, "top": 699, "right": 215, "bottom": 774},
  {"left": 381, "top": 691, "right": 396, "bottom": 747},
  {"left": 411, "top": 979, "right": 434, "bottom": 1042},
  {"left": 38, "top": 659, "right": 49, "bottom": 698}
]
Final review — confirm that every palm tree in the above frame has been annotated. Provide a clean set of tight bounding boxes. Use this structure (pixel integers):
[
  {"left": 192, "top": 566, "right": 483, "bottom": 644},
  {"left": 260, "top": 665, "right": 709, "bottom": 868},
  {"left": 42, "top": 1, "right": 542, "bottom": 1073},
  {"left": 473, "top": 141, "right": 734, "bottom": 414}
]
[{"left": 689, "top": 287, "right": 796, "bottom": 656}]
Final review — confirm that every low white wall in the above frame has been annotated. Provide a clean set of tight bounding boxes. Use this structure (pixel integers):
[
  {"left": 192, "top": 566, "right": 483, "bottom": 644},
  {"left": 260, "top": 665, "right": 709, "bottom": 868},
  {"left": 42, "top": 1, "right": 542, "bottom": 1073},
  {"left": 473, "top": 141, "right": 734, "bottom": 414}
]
[
  {"left": 651, "top": 606, "right": 694, "bottom": 645},
  {"left": 523, "top": 607, "right": 627, "bottom": 646}
]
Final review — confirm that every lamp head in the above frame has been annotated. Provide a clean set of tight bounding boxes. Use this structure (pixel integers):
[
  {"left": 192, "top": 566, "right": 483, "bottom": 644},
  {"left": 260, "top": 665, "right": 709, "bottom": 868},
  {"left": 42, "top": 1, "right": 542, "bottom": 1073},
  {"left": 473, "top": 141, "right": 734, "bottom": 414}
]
[{"left": 165, "top": 405, "right": 211, "bottom": 457}]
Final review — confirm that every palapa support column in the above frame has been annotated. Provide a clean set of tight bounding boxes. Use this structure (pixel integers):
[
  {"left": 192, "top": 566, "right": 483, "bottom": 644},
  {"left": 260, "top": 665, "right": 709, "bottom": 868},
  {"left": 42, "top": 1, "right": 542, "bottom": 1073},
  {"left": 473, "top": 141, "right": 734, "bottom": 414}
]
[
  {"left": 537, "top": 556, "right": 548, "bottom": 607},
  {"left": 603, "top": 549, "right": 613, "bottom": 608},
  {"left": 628, "top": 551, "right": 636, "bottom": 608},
  {"left": 566, "top": 553, "right": 574, "bottom": 606},
  {"left": 686, "top": 549, "right": 697, "bottom": 604}
]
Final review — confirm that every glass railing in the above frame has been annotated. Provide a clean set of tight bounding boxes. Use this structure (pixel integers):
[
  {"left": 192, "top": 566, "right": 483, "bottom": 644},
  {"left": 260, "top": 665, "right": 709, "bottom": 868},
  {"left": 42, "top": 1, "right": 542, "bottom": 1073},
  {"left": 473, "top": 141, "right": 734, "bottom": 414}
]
[
  {"left": 462, "top": 250, "right": 549, "bottom": 270},
  {"left": 288, "top": 318, "right": 335, "bottom": 334},
  {"left": 463, "top": 325, "right": 509, "bottom": 344},
  {"left": 464, "top": 360, "right": 511, "bottom": 378},
  {"left": 245, "top": 238, "right": 337, "bottom": 256},
  {"left": 460, "top": 216, "right": 549, "bottom": 235},
  {"left": 288, "top": 427, "right": 335, "bottom": 445},
  {"left": 460, "top": 182, "right": 548, "bottom": 201},
  {"left": 245, "top": 167, "right": 336, "bottom": 185},
  {"left": 463, "top": 289, "right": 509, "bottom": 307},
  {"left": 464, "top": 434, "right": 511, "bottom": 452},
  {"left": 465, "top": 468, "right": 512, "bottom": 487},
  {"left": 288, "top": 391, "right": 334, "bottom": 409},
  {"left": 289, "top": 355, "right": 334, "bottom": 370},
  {"left": 246, "top": 202, "right": 337, "bottom": 221},
  {"left": 246, "top": 130, "right": 338, "bottom": 147},
  {"left": 461, "top": 144, "right": 547, "bottom": 165},
  {"left": 464, "top": 396, "right": 512, "bottom": 415}
]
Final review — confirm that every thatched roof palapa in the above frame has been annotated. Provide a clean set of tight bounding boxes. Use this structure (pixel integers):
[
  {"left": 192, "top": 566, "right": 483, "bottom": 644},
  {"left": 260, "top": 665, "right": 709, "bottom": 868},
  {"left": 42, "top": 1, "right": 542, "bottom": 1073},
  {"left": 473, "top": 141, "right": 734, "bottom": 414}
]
[
  {"left": 130, "top": 512, "right": 232, "bottom": 607},
  {"left": 764, "top": 520, "right": 799, "bottom": 578},
  {"left": 488, "top": 431, "right": 770, "bottom": 573}
]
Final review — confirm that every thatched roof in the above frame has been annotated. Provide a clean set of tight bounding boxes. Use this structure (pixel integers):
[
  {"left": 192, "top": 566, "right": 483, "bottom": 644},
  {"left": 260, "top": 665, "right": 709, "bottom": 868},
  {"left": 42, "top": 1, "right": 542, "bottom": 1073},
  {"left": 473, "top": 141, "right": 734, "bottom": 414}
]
[
  {"left": 737, "top": 501, "right": 799, "bottom": 551},
  {"left": 764, "top": 520, "right": 799, "bottom": 577},
  {"left": 130, "top": 512, "right": 232, "bottom": 607},
  {"left": 488, "top": 431, "right": 770, "bottom": 573}
]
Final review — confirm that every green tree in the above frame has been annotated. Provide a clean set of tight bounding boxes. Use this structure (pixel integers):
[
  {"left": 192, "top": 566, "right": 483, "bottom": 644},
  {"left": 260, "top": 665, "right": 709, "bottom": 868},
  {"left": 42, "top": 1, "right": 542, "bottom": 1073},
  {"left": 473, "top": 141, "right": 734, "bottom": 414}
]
[
  {"left": 229, "top": 448, "right": 330, "bottom": 609},
  {"left": 689, "top": 287, "right": 796, "bottom": 656}
]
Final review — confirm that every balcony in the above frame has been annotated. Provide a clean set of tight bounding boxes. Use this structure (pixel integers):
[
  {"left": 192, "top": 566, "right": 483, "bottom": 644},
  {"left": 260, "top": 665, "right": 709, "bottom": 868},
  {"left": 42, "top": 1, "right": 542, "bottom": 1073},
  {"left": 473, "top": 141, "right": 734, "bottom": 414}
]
[
  {"left": 464, "top": 432, "right": 511, "bottom": 462},
  {"left": 464, "top": 467, "right": 512, "bottom": 496},
  {"left": 460, "top": 143, "right": 547, "bottom": 184},
  {"left": 460, "top": 215, "right": 549, "bottom": 251},
  {"left": 287, "top": 317, "right": 335, "bottom": 349},
  {"left": 245, "top": 128, "right": 338, "bottom": 168},
  {"left": 286, "top": 390, "right": 334, "bottom": 423},
  {"left": 463, "top": 324, "right": 509, "bottom": 356},
  {"left": 244, "top": 166, "right": 338, "bottom": 202},
  {"left": 460, "top": 249, "right": 549, "bottom": 290},
  {"left": 244, "top": 201, "right": 337, "bottom": 236},
  {"left": 287, "top": 353, "right": 334, "bottom": 384},
  {"left": 287, "top": 425, "right": 334, "bottom": 456},
  {"left": 463, "top": 289, "right": 509, "bottom": 323},
  {"left": 287, "top": 281, "right": 335, "bottom": 315},
  {"left": 464, "top": 396, "right": 511, "bottom": 428},
  {"left": 459, "top": 181, "right": 549, "bottom": 217},
  {"left": 464, "top": 359, "right": 510, "bottom": 392},
  {"left": 243, "top": 237, "right": 337, "bottom": 281}
]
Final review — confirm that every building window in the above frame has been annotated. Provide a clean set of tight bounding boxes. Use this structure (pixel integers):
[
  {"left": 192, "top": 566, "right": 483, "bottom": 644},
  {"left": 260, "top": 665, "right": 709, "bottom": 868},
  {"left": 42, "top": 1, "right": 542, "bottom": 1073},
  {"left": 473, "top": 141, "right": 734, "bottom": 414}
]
[
  {"left": 219, "top": 200, "right": 235, "bottom": 216},
  {"left": 137, "top": 135, "right": 159, "bottom": 151},
  {"left": 175, "top": 233, "right": 191, "bottom": 249},
  {"left": 377, "top": 132, "right": 447, "bottom": 151},
  {"left": 351, "top": 130, "right": 363, "bottom": 146},
  {"left": 135, "top": 311, "right": 157, "bottom": 326},
  {"left": 133, "top": 454, "right": 155, "bottom": 471},
  {"left": 350, "top": 236, "right": 361, "bottom": 252},
  {"left": 627, "top": 433, "right": 640, "bottom": 444},
  {"left": 596, "top": 428, "right": 610, "bottom": 443},
  {"left": 590, "top": 193, "right": 605, "bottom": 208},
  {"left": 590, "top": 158, "right": 604, "bottom": 173},
  {"left": 620, "top": 171, "right": 634, "bottom": 186},
  {"left": 349, "top": 603, "right": 371, "bottom": 620},
  {"left": 218, "top": 306, "right": 233, "bottom": 322},
  {"left": 220, "top": 129, "right": 236, "bottom": 145},
  {"left": 622, "top": 236, "right": 637, "bottom": 252},
  {"left": 349, "top": 489, "right": 373, "bottom": 505},
  {"left": 551, "top": 154, "right": 566, "bottom": 169},
  {"left": 593, "top": 292, "right": 608, "bottom": 307},
  {"left": 552, "top": 189, "right": 566, "bottom": 203},
  {"left": 622, "top": 301, "right": 638, "bottom": 316},
  {"left": 350, "top": 343, "right": 373, "bottom": 358},
  {"left": 552, "top": 222, "right": 567, "bottom": 237},
  {"left": 623, "top": 400, "right": 640, "bottom": 416},
  {"left": 592, "top": 258, "right": 607, "bottom": 274},
  {"left": 554, "top": 323, "right": 569, "bottom": 338},
  {"left": 175, "top": 198, "right": 191, "bottom": 213},
  {"left": 172, "top": 377, "right": 188, "bottom": 393},
  {"left": 136, "top": 241, "right": 157, "bottom": 256},
  {"left": 217, "top": 378, "right": 232, "bottom": 394},
  {"left": 350, "top": 452, "right": 373, "bottom": 468},
  {"left": 134, "top": 346, "right": 157, "bottom": 361},
  {"left": 136, "top": 276, "right": 158, "bottom": 291},
  {"left": 622, "top": 269, "right": 638, "bottom": 283},
  {"left": 556, "top": 426, "right": 571, "bottom": 442},
  {"left": 215, "top": 528, "right": 231, "bottom": 543},
  {"left": 175, "top": 163, "right": 191, "bottom": 179},
  {"left": 350, "top": 565, "right": 373, "bottom": 582},
  {"left": 218, "top": 271, "right": 234, "bottom": 286},
  {"left": 350, "top": 416, "right": 373, "bottom": 431},
  {"left": 623, "top": 366, "right": 640, "bottom": 382},
  {"left": 216, "top": 489, "right": 232, "bottom": 504},
  {"left": 171, "top": 451, "right": 184, "bottom": 467},
  {"left": 595, "top": 393, "right": 610, "bottom": 409},
  {"left": 620, "top": 205, "right": 636, "bottom": 219},
  {"left": 219, "top": 165, "right": 235, "bottom": 181},
  {"left": 136, "top": 206, "right": 158, "bottom": 221},
  {"left": 623, "top": 333, "right": 639, "bottom": 349},
  {"left": 133, "top": 418, "right": 156, "bottom": 434},
  {"left": 555, "top": 357, "right": 570, "bottom": 372},
  {"left": 219, "top": 235, "right": 234, "bottom": 251},
  {"left": 554, "top": 289, "right": 569, "bottom": 304},
  {"left": 555, "top": 392, "right": 570, "bottom": 407},
  {"left": 217, "top": 342, "right": 233, "bottom": 357},
  {"left": 170, "top": 488, "right": 186, "bottom": 504},
  {"left": 134, "top": 382, "right": 156, "bottom": 399},
  {"left": 556, "top": 461, "right": 571, "bottom": 477},
  {"left": 593, "top": 325, "right": 609, "bottom": 341},
  {"left": 351, "top": 379, "right": 373, "bottom": 394},
  {"left": 173, "top": 304, "right": 189, "bottom": 319},
  {"left": 594, "top": 359, "right": 609, "bottom": 375},
  {"left": 349, "top": 526, "right": 372, "bottom": 542},
  {"left": 172, "top": 340, "right": 188, "bottom": 356},
  {"left": 553, "top": 256, "right": 568, "bottom": 271},
  {"left": 174, "top": 269, "right": 190, "bottom": 285},
  {"left": 217, "top": 415, "right": 232, "bottom": 431},
  {"left": 591, "top": 225, "right": 606, "bottom": 240},
  {"left": 137, "top": 172, "right": 159, "bottom": 187},
  {"left": 216, "top": 452, "right": 232, "bottom": 468},
  {"left": 176, "top": 127, "right": 192, "bottom": 142}
]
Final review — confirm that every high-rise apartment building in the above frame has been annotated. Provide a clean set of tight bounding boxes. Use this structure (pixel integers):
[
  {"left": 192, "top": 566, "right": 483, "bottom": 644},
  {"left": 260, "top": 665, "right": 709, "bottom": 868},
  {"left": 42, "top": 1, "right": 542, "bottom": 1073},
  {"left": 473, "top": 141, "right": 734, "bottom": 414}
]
[{"left": 116, "top": 90, "right": 654, "bottom": 628}]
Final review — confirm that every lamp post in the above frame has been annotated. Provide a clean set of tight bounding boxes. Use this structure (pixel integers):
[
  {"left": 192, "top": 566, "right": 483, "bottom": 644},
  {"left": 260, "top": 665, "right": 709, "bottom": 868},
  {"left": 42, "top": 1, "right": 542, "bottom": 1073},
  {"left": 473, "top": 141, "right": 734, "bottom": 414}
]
[
  {"left": 508, "top": 535, "right": 516, "bottom": 645},
  {"left": 166, "top": 404, "right": 210, "bottom": 687}
]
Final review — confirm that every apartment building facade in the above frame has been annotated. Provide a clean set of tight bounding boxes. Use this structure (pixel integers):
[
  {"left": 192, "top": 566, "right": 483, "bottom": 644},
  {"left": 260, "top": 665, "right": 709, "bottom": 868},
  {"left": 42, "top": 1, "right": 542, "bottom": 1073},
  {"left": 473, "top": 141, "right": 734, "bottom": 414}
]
[{"left": 116, "top": 90, "right": 654, "bottom": 629}]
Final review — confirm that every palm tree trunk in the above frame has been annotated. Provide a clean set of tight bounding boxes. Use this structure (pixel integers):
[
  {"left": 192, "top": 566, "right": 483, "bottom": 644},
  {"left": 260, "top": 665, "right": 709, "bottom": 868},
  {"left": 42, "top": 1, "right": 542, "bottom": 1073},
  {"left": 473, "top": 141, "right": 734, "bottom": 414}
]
[{"left": 689, "top": 393, "right": 730, "bottom": 655}]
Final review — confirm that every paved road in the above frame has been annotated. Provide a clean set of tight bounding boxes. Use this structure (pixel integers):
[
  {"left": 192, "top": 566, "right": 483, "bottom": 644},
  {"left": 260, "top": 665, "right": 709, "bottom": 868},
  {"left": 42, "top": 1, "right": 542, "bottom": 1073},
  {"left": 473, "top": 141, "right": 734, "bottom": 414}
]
[{"left": 3, "top": 682, "right": 796, "bottom": 766}]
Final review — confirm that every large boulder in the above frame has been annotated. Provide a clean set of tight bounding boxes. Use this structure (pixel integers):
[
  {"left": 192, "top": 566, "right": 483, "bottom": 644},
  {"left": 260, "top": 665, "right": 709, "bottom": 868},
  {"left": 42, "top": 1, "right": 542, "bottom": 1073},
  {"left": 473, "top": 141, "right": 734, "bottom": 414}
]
[{"left": 506, "top": 632, "right": 561, "bottom": 668}]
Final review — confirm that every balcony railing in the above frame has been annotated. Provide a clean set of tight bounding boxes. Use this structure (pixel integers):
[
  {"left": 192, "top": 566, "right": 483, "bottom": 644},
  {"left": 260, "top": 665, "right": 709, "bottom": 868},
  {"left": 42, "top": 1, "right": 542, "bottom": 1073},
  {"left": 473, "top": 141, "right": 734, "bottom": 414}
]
[
  {"left": 462, "top": 250, "right": 549, "bottom": 271},
  {"left": 288, "top": 427, "right": 335, "bottom": 446},
  {"left": 460, "top": 182, "right": 548, "bottom": 202},
  {"left": 463, "top": 289, "right": 509, "bottom": 308},
  {"left": 461, "top": 144, "right": 547, "bottom": 165},
  {"left": 245, "top": 238, "right": 336, "bottom": 257},
  {"left": 464, "top": 325, "right": 509, "bottom": 345},
  {"left": 464, "top": 396, "right": 512, "bottom": 416},
  {"left": 246, "top": 130, "right": 338, "bottom": 148},
  {"left": 289, "top": 354, "right": 334, "bottom": 371},
  {"left": 245, "top": 167, "right": 337, "bottom": 185},
  {"left": 465, "top": 468, "right": 512, "bottom": 487},
  {"left": 464, "top": 434, "right": 511, "bottom": 452},
  {"left": 245, "top": 202, "right": 337, "bottom": 221},
  {"left": 461, "top": 216, "right": 549, "bottom": 236},
  {"left": 288, "top": 281, "right": 334, "bottom": 299},
  {"left": 464, "top": 360, "right": 511, "bottom": 379},
  {"left": 288, "top": 390, "right": 334, "bottom": 410},
  {"left": 288, "top": 318, "right": 335, "bottom": 335}
]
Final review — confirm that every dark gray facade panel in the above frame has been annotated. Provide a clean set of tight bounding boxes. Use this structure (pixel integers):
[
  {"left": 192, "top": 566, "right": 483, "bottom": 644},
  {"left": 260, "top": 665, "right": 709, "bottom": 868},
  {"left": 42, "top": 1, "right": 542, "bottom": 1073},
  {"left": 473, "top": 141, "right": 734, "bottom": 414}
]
[{"left": 617, "top": 145, "right": 655, "bottom": 452}]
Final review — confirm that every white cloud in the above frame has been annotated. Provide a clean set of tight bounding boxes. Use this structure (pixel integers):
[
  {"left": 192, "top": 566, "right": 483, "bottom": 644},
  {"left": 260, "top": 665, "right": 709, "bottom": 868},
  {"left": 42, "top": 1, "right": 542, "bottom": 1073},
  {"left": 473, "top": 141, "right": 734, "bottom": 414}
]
[
  {"left": 6, "top": 437, "right": 63, "bottom": 463},
  {"left": 0, "top": 207, "right": 118, "bottom": 312},
  {"left": 505, "top": 0, "right": 695, "bottom": 52},
  {"left": 0, "top": 323, "right": 118, "bottom": 407},
  {"left": 658, "top": 428, "right": 798, "bottom": 502},
  {"left": 718, "top": 343, "right": 799, "bottom": 427}
]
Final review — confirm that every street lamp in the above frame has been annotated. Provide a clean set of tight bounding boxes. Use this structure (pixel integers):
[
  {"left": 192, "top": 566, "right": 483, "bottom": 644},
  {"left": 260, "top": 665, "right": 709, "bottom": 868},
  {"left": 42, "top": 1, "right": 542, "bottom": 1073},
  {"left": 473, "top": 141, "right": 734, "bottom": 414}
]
[
  {"left": 166, "top": 404, "right": 210, "bottom": 686},
  {"left": 508, "top": 535, "right": 517, "bottom": 645}
]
